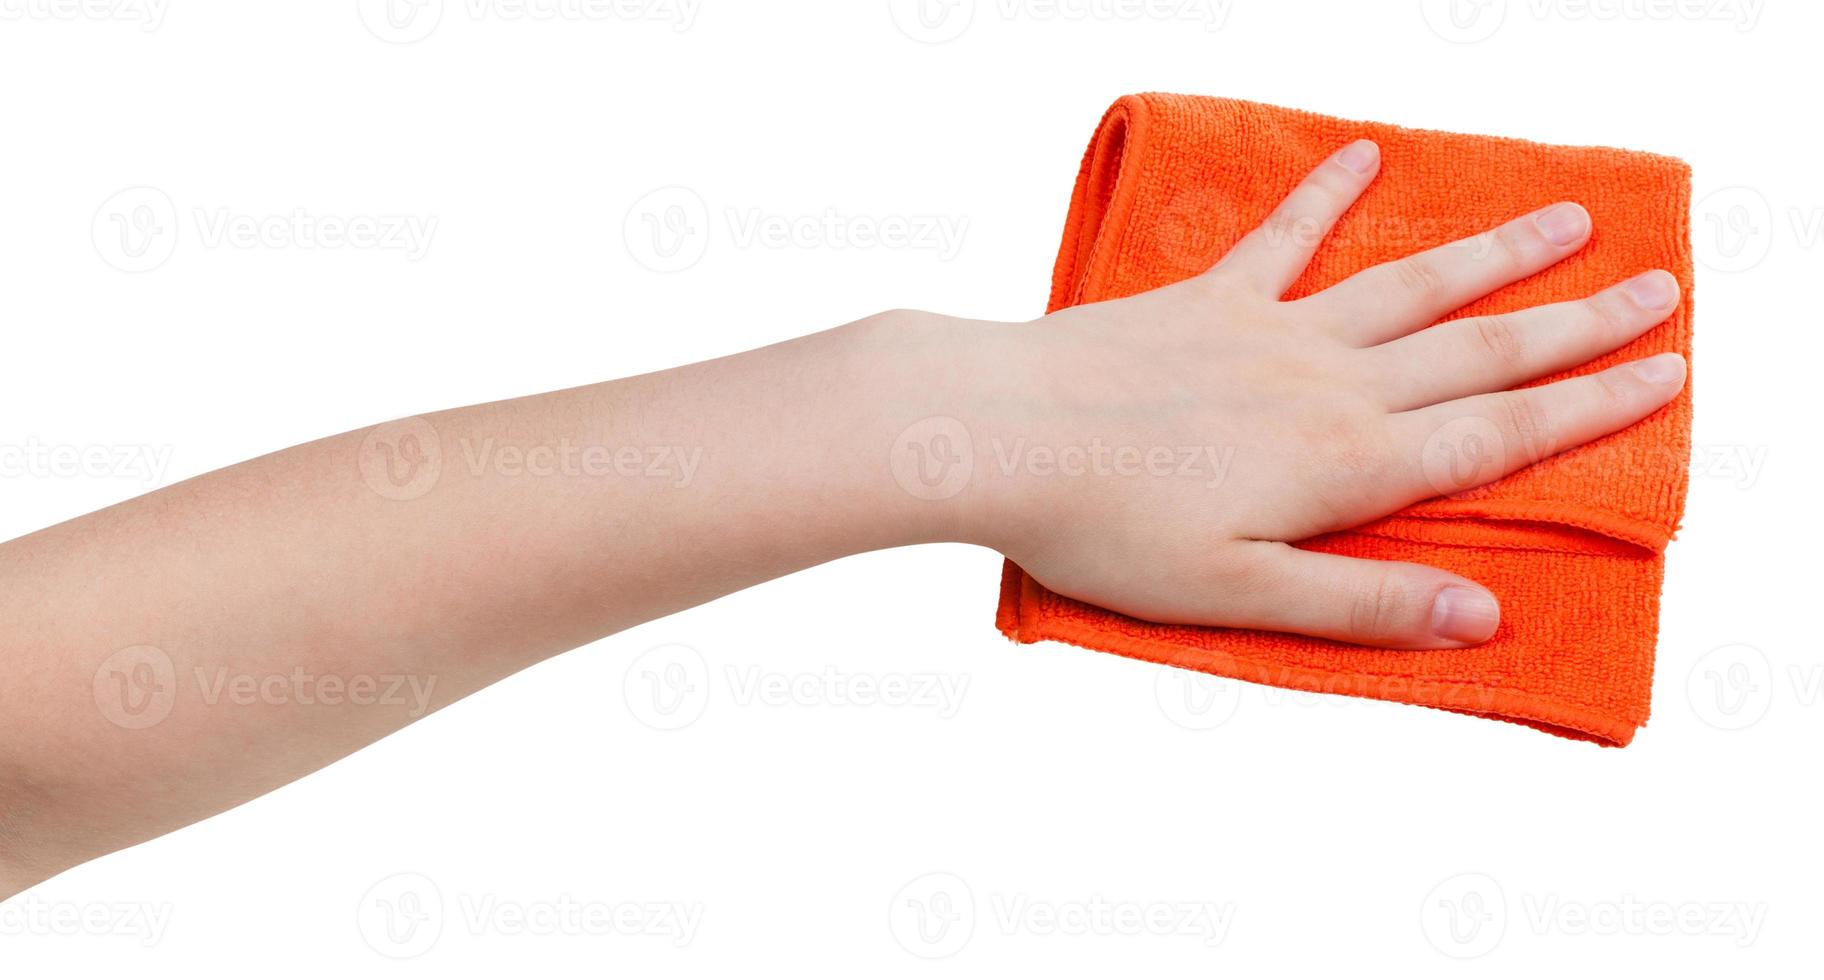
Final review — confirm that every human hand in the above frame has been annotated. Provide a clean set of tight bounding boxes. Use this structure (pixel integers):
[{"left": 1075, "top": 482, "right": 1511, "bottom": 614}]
[{"left": 923, "top": 139, "right": 1684, "bottom": 648}]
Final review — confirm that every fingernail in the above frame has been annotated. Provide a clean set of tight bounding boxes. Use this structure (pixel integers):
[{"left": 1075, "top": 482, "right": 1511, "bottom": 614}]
[
  {"left": 1534, "top": 203, "right": 1590, "bottom": 247},
  {"left": 1431, "top": 586, "right": 1501, "bottom": 644},
  {"left": 1622, "top": 270, "right": 1678, "bottom": 310},
  {"left": 1335, "top": 140, "right": 1378, "bottom": 175},
  {"left": 1630, "top": 352, "right": 1686, "bottom": 385}
]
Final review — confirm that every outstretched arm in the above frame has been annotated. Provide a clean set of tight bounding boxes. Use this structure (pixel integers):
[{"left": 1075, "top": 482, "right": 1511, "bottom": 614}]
[{"left": 0, "top": 141, "right": 1684, "bottom": 896}]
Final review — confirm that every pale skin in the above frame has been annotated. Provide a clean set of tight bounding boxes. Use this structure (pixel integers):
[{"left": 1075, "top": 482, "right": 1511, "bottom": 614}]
[{"left": 0, "top": 140, "right": 1684, "bottom": 897}]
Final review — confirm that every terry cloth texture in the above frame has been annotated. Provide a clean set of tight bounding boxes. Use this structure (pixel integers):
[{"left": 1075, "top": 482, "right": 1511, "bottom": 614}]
[{"left": 996, "top": 94, "right": 1692, "bottom": 746}]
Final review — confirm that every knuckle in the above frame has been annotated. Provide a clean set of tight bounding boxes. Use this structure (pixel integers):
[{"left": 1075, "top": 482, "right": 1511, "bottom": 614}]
[
  {"left": 1584, "top": 292, "right": 1633, "bottom": 337},
  {"left": 1303, "top": 168, "right": 1354, "bottom": 202},
  {"left": 1393, "top": 257, "right": 1449, "bottom": 306},
  {"left": 1216, "top": 552, "right": 1281, "bottom": 602},
  {"left": 1486, "top": 225, "right": 1530, "bottom": 268},
  {"left": 1471, "top": 314, "right": 1527, "bottom": 369},
  {"left": 1592, "top": 365, "right": 1634, "bottom": 404},
  {"left": 1260, "top": 208, "right": 1320, "bottom": 251},
  {"left": 1496, "top": 391, "right": 1554, "bottom": 461},
  {"left": 1300, "top": 408, "right": 1399, "bottom": 523},
  {"left": 1347, "top": 575, "right": 1415, "bottom": 642}
]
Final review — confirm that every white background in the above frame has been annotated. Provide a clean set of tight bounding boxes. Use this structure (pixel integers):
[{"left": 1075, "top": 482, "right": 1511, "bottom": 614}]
[{"left": 1, "top": 0, "right": 1815, "bottom": 975}]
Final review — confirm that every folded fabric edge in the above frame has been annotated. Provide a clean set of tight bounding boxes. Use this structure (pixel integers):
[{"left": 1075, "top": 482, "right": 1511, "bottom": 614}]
[
  {"left": 1127, "top": 91, "right": 1695, "bottom": 176},
  {"left": 995, "top": 557, "right": 1637, "bottom": 747}
]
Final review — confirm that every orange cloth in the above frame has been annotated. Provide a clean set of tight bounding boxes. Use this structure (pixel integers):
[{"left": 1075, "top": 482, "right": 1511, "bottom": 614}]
[{"left": 996, "top": 94, "right": 1692, "bottom": 746}]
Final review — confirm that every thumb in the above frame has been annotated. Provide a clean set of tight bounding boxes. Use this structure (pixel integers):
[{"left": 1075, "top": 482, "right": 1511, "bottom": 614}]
[{"left": 1220, "top": 542, "right": 1501, "bottom": 649}]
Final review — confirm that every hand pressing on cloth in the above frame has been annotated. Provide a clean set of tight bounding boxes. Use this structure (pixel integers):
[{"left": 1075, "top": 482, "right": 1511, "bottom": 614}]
[
  {"left": 959, "top": 139, "right": 1683, "bottom": 648},
  {"left": 0, "top": 141, "right": 1681, "bottom": 895}
]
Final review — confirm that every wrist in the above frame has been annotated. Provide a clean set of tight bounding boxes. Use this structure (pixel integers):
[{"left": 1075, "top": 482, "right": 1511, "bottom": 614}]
[{"left": 843, "top": 308, "right": 1038, "bottom": 555}]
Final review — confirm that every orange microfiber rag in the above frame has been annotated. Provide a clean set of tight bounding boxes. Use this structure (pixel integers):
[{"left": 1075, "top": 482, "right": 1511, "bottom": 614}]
[{"left": 996, "top": 94, "right": 1692, "bottom": 746}]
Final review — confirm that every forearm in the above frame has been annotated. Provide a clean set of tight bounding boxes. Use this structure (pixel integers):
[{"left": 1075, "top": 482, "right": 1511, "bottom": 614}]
[{"left": 0, "top": 309, "right": 977, "bottom": 895}]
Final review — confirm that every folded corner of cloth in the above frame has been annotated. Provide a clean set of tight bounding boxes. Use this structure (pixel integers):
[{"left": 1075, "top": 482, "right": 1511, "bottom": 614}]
[{"left": 996, "top": 93, "right": 1693, "bottom": 747}]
